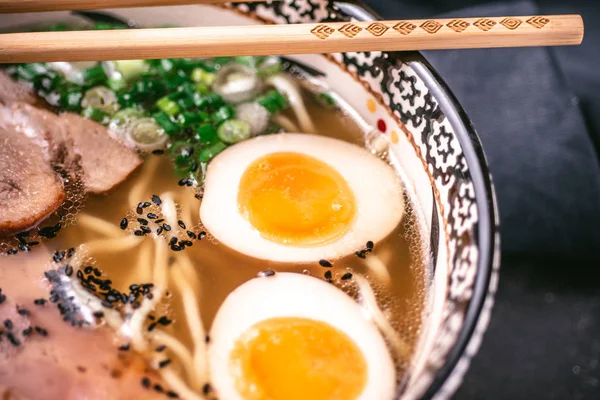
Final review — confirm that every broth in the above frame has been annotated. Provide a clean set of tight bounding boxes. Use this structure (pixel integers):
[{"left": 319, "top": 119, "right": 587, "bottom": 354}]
[
  {"left": 0, "top": 43, "right": 428, "bottom": 398},
  {"left": 51, "top": 94, "right": 427, "bottom": 375}
]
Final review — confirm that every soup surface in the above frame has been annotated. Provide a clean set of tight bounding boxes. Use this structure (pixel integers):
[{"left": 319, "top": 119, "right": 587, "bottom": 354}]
[{"left": 0, "top": 22, "right": 427, "bottom": 400}]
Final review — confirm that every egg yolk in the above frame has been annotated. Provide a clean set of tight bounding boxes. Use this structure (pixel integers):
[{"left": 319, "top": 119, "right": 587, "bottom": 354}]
[
  {"left": 230, "top": 317, "right": 368, "bottom": 400},
  {"left": 237, "top": 152, "right": 356, "bottom": 246}
]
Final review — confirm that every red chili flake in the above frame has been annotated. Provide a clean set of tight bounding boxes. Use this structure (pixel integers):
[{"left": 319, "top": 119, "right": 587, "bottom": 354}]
[{"left": 377, "top": 119, "right": 387, "bottom": 133}]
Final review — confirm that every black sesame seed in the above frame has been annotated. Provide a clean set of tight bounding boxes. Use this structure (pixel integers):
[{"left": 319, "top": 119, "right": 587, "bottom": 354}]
[
  {"left": 34, "top": 326, "right": 48, "bottom": 336},
  {"left": 34, "top": 298, "right": 47, "bottom": 306},
  {"left": 170, "top": 244, "right": 182, "bottom": 252},
  {"left": 53, "top": 251, "right": 65, "bottom": 263},
  {"left": 119, "top": 344, "right": 130, "bottom": 351},
  {"left": 134, "top": 230, "right": 144, "bottom": 236},
  {"left": 163, "top": 224, "right": 171, "bottom": 232},
  {"left": 84, "top": 266, "right": 93, "bottom": 274},
  {"left": 154, "top": 219, "right": 165, "bottom": 224},
  {"left": 146, "top": 293, "right": 154, "bottom": 300},
  {"left": 22, "top": 327, "right": 32, "bottom": 336},
  {"left": 157, "top": 316, "right": 172, "bottom": 326},
  {"left": 151, "top": 195, "right": 162, "bottom": 206},
  {"left": 319, "top": 259, "right": 332, "bottom": 268},
  {"left": 49, "top": 294, "right": 59, "bottom": 303},
  {"left": 101, "top": 300, "right": 114, "bottom": 309},
  {"left": 147, "top": 213, "right": 158, "bottom": 220},
  {"left": 0, "top": 295, "right": 5, "bottom": 305},
  {"left": 156, "top": 226, "right": 163, "bottom": 235},
  {"left": 341, "top": 273, "right": 353, "bottom": 280},
  {"left": 169, "top": 237, "right": 178, "bottom": 246},
  {"left": 205, "top": 335, "right": 210, "bottom": 343},
  {"left": 136, "top": 206, "right": 143, "bottom": 215},
  {"left": 93, "top": 268, "right": 102, "bottom": 277},
  {"left": 7, "top": 332, "right": 20, "bottom": 346},
  {"left": 28, "top": 241, "right": 40, "bottom": 247},
  {"left": 141, "top": 377, "right": 151, "bottom": 389},
  {"left": 181, "top": 240, "right": 193, "bottom": 247},
  {"left": 177, "top": 220, "right": 186, "bottom": 229},
  {"left": 6, "top": 249, "right": 18, "bottom": 255},
  {"left": 155, "top": 344, "right": 166, "bottom": 352},
  {"left": 18, "top": 243, "right": 30, "bottom": 252},
  {"left": 324, "top": 271, "right": 332, "bottom": 280},
  {"left": 198, "top": 231, "right": 206, "bottom": 239},
  {"left": 93, "top": 311, "right": 104, "bottom": 318},
  {"left": 53, "top": 223, "right": 62, "bottom": 232},
  {"left": 141, "top": 202, "right": 151, "bottom": 208},
  {"left": 203, "top": 384, "right": 211, "bottom": 394},
  {"left": 355, "top": 250, "right": 367, "bottom": 259},
  {"left": 158, "top": 359, "right": 171, "bottom": 368},
  {"left": 67, "top": 248, "right": 75, "bottom": 258},
  {"left": 147, "top": 322, "right": 157, "bottom": 332},
  {"left": 258, "top": 270, "right": 276, "bottom": 278},
  {"left": 120, "top": 218, "right": 128, "bottom": 230},
  {"left": 152, "top": 149, "right": 164, "bottom": 155},
  {"left": 186, "top": 231, "right": 196, "bottom": 239},
  {"left": 15, "top": 231, "right": 29, "bottom": 239},
  {"left": 178, "top": 178, "right": 188, "bottom": 187},
  {"left": 129, "top": 284, "right": 140, "bottom": 291},
  {"left": 77, "top": 270, "right": 84, "bottom": 280},
  {"left": 105, "top": 294, "right": 119, "bottom": 303},
  {"left": 64, "top": 265, "right": 73, "bottom": 277},
  {"left": 140, "top": 226, "right": 152, "bottom": 234},
  {"left": 137, "top": 218, "right": 148, "bottom": 226},
  {"left": 366, "top": 241, "right": 374, "bottom": 251},
  {"left": 166, "top": 391, "right": 179, "bottom": 398},
  {"left": 132, "top": 302, "right": 141, "bottom": 309},
  {"left": 17, "top": 308, "right": 30, "bottom": 316},
  {"left": 4, "top": 320, "right": 13, "bottom": 329},
  {"left": 154, "top": 384, "right": 164, "bottom": 393}
]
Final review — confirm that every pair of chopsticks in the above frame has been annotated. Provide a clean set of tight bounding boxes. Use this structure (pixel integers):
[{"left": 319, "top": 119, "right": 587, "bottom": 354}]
[{"left": 0, "top": 0, "right": 584, "bottom": 63}]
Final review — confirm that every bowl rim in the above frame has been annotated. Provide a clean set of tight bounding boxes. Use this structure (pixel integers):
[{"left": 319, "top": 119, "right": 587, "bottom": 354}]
[{"left": 335, "top": 1, "right": 500, "bottom": 398}]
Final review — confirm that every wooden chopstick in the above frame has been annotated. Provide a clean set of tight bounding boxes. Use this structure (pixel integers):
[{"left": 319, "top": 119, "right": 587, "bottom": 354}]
[
  {"left": 0, "top": 15, "right": 583, "bottom": 63},
  {"left": 0, "top": 0, "right": 260, "bottom": 13}
]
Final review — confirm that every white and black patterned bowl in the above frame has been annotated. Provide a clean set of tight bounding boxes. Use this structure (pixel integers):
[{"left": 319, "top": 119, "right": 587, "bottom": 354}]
[{"left": 1, "top": 1, "right": 500, "bottom": 399}]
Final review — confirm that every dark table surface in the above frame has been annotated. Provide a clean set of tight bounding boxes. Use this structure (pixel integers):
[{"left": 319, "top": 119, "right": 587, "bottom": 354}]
[{"left": 360, "top": 1, "right": 600, "bottom": 399}]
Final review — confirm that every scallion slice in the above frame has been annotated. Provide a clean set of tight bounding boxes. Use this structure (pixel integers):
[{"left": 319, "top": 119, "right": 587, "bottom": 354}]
[{"left": 217, "top": 119, "right": 251, "bottom": 144}]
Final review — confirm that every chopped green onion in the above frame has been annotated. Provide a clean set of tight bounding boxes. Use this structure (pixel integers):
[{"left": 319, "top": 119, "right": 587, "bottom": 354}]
[
  {"left": 170, "top": 141, "right": 195, "bottom": 172},
  {"left": 257, "top": 57, "right": 282, "bottom": 77},
  {"left": 164, "top": 73, "right": 190, "bottom": 91},
  {"left": 153, "top": 111, "right": 180, "bottom": 136},
  {"left": 193, "top": 83, "right": 211, "bottom": 96},
  {"left": 110, "top": 107, "right": 145, "bottom": 128},
  {"left": 115, "top": 60, "right": 149, "bottom": 82},
  {"left": 318, "top": 92, "right": 337, "bottom": 108},
  {"left": 16, "top": 64, "right": 46, "bottom": 82},
  {"left": 60, "top": 89, "right": 84, "bottom": 112},
  {"left": 127, "top": 118, "right": 167, "bottom": 151},
  {"left": 197, "top": 140, "right": 227, "bottom": 163},
  {"left": 217, "top": 119, "right": 251, "bottom": 144},
  {"left": 117, "top": 91, "right": 136, "bottom": 108},
  {"left": 33, "top": 73, "right": 59, "bottom": 93},
  {"left": 81, "top": 107, "right": 110, "bottom": 125},
  {"left": 178, "top": 112, "right": 209, "bottom": 128},
  {"left": 258, "top": 89, "right": 289, "bottom": 114},
  {"left": 46, "top": 23, "right": 69, "bottom": 31},
  {"left": 82, "top": 86, "right": 119, "bottom": 115},
  {"left": 156, "top": 95, "right": 181, "bottom": 117},
  {"left": 133, "top": 77, "right": 166, "bottom": 99},
  {"left": 191, "top": 68, "right": 216, "bottom": 86},
  {"left": 82, "top": 65, "right": 107, "bottom": 87},
  {"left": 92, "top": 22, "right": 127, "bottom": 30},
  {"left": 212, "top": 104, "right": 235, "bottom": 126},
  {"left": 177, "top": 96, "right": 195, "bottom": 110},
  {"left": 107, "top": 77, "right": 127, "bottom": 91},
  {"left": 196, "top": 124, "right": 218, "bottom": 144},
  {"left": 194, "top": 93, "right": 223, "bottom": 110}
]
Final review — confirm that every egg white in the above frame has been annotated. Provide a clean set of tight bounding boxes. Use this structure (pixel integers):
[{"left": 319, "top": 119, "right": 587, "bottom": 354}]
[
  {"left": 208, "top": 272, "right": 396, "bottom": 400},
  {"left": 200, "top": 133, "right": 404, "bottom": 262}
]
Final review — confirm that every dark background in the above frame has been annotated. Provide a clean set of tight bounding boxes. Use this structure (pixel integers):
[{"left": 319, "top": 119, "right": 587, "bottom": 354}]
[{"left": 360, "top": 1, "right": 600, "bottom": 399}]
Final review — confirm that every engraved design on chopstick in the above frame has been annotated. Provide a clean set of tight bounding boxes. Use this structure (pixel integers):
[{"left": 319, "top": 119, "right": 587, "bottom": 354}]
[
  {"left": 393, "top": 22, "right": 417, "bottom": 35},
  {"left": 311, "top": 24, "right": 335, "bottom": 39},
  {"left": 366, "top": 22, "right": 389, "bottom": 37},
  {"left": 473, "top": 18, "right": 497, "bottom": 31},
  {"left": 446, "top": 20, "right": 470, "bottom": 33},
  {"left": 527, "top": 16, "right": 550, "bottom": 29},
  {"left": 420, "top": 20, "right": 443, "bottom": 34},
  {"left": 310, "top": 16, "right": 551, "bottom": 40},
  {"left": 500, "top": 17, "right": 523, "bottom": 30},
  {"left": 338, "top": 23, "right": 362, "bottom": 38}
]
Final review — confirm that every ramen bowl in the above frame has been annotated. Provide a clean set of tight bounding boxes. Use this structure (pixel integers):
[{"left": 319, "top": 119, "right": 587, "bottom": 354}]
[{"left": 0, "top": 1, "right": 500, "bottom": 399}]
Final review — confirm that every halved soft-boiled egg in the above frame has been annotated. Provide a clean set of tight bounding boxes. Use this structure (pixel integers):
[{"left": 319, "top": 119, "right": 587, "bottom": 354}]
[
  {"left": 200, "top": 134, "right": 404, "bottom": 262},
  {"left": 208, "top": 272, "right": 396, "bottom": 400}
]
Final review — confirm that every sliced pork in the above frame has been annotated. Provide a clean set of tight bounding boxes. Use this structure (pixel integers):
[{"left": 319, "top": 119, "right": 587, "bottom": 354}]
[
  {"left": 60, "top": 113, "right": 142, "bottom": 194},
  {"left": 0, "top": 246, "right": 165, "bottom": 400},
  {"left": 0, "top": 125, "right": 65, "bottom": 236},
  {"left": 0, "top": 71, "right": 36, "bottom": 106}
]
